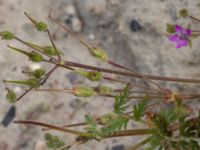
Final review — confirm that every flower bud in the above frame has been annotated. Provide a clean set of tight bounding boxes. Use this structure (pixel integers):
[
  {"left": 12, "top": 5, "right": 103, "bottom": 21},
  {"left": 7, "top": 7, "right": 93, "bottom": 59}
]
[
  {"left": 87, "top": 71, "right": 102, "bottom": 81},
  {"left": 166, "top": 24, "right": 176, "bottom": 34},
  {"left": 179, "top": 8, "right": 188, "bottom": 18},
  {"left": 74, "top": 69, "right": 102, "bottom": 81},
  {"left": 36, "top": 21, "right": 48, "bottom": 32},
  {"left": 0, "top": 31, "right": 14, "bottom": 40},
  {"left": 89, "top": 47, "right": 108, "bottom": 61},
  {"left": 73, "top": 86, "right": 95, "bottom": 97},
  {"left": 32, "top": 68, "right": 46, "bottom": 79}
]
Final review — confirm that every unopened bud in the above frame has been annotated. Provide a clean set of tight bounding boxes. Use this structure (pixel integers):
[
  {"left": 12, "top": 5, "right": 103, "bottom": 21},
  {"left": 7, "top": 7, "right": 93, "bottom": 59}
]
[
  {"left": 0, "top": 31, "right": 14, "bottom": 40},
  {"left": 36, "top": 21, "right": 48, "bottom": 32},
  {"left": 166, "top": 24, "right": 176, "bottom": 34},
  {"left": 73, "top": 86, "right": 95, "bottom": 97},
  {"left": 87, "top": 71, "right": 102, "bottom": 81},
  {"left": 32, "top": 69, "right": 46, "bottom": 79},
  {"left": 89, "top": 47, "right": 108, "bottom": 61},
  {"left": 179, "top": 8, "right": 189, "bottom": 18}
]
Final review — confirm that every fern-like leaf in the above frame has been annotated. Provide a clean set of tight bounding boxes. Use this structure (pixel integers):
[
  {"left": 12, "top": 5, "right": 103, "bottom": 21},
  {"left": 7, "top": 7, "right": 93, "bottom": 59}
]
[
  {"left": 44, "top": 133, "right": 68, "bottom": 150},
  {"left": 85, "top": 116, "right": 102, "bottom": 140},
  {"left": 133, "top": 96, "right": 148, "bottom": 121},
  {"left": 114, "top": 85, "right": 131, "bottom": 114},
  {"left": 101, "top": 115, "right": 129, "bottom": 136}
]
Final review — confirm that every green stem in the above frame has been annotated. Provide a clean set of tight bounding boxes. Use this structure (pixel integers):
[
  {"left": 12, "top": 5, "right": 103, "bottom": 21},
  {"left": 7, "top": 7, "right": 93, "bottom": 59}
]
[
  {"left": 128, "top": 137, "right": 152, "bottom": 150},
  {"left": 106, "top": 128, "right": 151, "bottom": 138},
  {"left": 14, "top": 120, "right": 92, "bottom": 138},
  {"left": 53, "top": 60, "right": 200, "bottom": 83}
]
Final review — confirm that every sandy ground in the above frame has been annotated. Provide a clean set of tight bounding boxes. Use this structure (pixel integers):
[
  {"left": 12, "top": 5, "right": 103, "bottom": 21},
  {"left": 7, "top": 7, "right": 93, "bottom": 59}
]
[{"left": 0, "top": 0, "right": 200, "bottom": 150}]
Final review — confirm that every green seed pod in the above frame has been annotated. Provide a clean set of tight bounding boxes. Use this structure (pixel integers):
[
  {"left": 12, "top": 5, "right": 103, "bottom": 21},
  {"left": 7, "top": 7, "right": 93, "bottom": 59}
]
[
  {"left": 0, "top": 31, "right": 14, "bottom": 40},
  {"left": 98, "top": 86, "right": 113, "bottom": 95},
  {"left": 6, "top": 89, "right": 17, "bottom": 103},
  {"left": 36, "top": 21, "right": 48, "bottom": 32},
  {"left": 166, "top": 24, "right": 176, "bottom": 34},
  {"left": 29, "top": 51, "right": 43, "bottom": 62},
  {"left": 87, "top": 71, "right": 102, "bottom": 81},
  {"left": 179, "top": 8, "right": 188, "bottom": 18},
  {"left": 89, "top": 47, "right": 108, "bottom": 61},
  {"left": 32, "top": 69, "right": 46, "bottom": 79},
  {"left": 73, "top": 86, "right": 95, "bottom": 97}
]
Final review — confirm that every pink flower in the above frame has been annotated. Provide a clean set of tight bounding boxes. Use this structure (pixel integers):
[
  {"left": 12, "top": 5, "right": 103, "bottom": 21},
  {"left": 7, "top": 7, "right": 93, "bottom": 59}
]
[{"left": 169, "top": 25, "right": 192, "bottom": 49}]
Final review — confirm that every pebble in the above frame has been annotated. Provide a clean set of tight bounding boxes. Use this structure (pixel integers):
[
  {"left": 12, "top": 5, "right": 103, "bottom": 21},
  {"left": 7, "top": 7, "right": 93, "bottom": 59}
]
[
  {"left": 35, "top": 140, "right": 46, "bottom": 150},
  {"left": 112, "top": 145, "right": 125, "bottom": 150},
  {"left": 129, "top": 19, "right": 143, "bottom": 32},
  {"left": 1, "top": 106, "right": 16, "bottom": 127},
  {"left": 63, "top": 4, "right": 83, "bottom": 33}
]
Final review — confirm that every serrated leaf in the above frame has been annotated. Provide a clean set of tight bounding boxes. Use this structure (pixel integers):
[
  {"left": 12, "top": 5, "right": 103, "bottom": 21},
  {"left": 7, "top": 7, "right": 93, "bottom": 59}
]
[
  {"left": 100, "top": 115, "right": 129, "bottom": 136},
  {"left": 133, "top": 96, "right": 148, "bottom": 121},
  {"left": 114, "top": 85, "right": 130, "bottom": 114}
]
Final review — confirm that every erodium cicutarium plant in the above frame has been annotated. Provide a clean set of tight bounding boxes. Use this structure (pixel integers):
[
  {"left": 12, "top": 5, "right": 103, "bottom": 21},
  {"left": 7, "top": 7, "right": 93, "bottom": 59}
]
[{"left": 1, "top": 7, "right": 200, "bottom": 150}]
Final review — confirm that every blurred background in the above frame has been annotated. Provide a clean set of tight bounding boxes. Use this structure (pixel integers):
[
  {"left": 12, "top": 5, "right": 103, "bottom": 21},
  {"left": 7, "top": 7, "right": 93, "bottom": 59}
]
[{"left": 0, "top": 0, "right": 200, "bottom": 149}]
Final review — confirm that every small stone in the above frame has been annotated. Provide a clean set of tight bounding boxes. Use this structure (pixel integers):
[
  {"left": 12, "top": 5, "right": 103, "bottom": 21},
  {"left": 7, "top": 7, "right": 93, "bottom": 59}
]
[
  {"left": 71, "top": 17, "right": 82, "bottom": 32},
  {"left": 112, "top": 145, "right": 125, "bottom": 150},
  {"left": 35, "top": 140, "right": 46, "bottom": 150},
  {"left": 129, "top": 19, "right": 142, "bottom": 32},
  {"left": 1, "top": 106, "right": 16, "bottom": 127}
]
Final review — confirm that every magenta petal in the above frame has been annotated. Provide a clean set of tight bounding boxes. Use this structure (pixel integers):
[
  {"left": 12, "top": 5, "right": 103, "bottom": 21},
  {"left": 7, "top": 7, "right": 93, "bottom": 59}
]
[
  {"left": 175, "top": 25, "right": 182, "bottom": 32},
  {"left": 176, "top": 40, "right": 188, "bottom": 48},
  {"left": 186, "top": 29, "right": 192, "bottom": 36},
  {"left": 169, "top": 35, "right": 178, "bottom": 42}
]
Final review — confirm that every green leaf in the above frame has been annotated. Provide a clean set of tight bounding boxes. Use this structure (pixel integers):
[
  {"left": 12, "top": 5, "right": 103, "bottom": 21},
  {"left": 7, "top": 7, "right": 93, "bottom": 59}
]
[
  {"left": 44, "top": 133, "right": 68, "bottom": 150},
  {"left": 114, "top": 85, "right": 130, "bottom": 114},
  {"left": 133, "top": 96, "right": 148, "bottom": 121},
  {"left": 189, "top": 140, "right": 200, "bottom": 150},
  {"left": 153, "top": 114, "right": 172, "bottom": 137},
  {"left": 100, "top": 114, "right": 129, "bottom": 136},
  {"left": 85, "top": 116, "right": 102, "bottom": 140}
]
